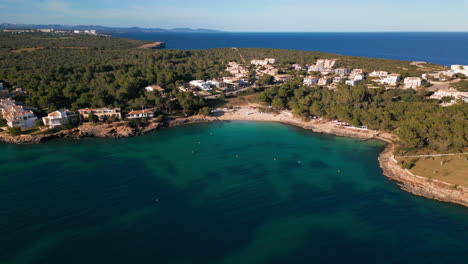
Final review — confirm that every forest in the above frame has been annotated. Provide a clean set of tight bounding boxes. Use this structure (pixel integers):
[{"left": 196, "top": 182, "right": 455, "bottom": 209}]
[
  {"left": 0, "top": 32, "right": 466, "bottom": 153},
  {"left": 257, "top": 81, "right": 467, "bottom": 154}
]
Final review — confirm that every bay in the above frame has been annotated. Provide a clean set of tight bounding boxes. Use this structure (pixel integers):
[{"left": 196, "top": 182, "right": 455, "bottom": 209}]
[{"left": 0, "top": 122, "right": 467, "bottom": 264}]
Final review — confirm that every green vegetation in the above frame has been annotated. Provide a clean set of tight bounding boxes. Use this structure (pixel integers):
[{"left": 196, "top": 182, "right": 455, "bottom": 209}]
[
  {"left": 398, "top": 155, "right": 468, "bottom": 186},
  {"left": 198, "top": 106, "right": 212, "bottom": 116},
  {"left": 0, "top": 32, "right": 465, "bottom": 154},
  {"left": 7, "top": 127, "right": 22, "bottom": 136},
  {"left": 258, "top": 74, "right": 274, "bottom": 86},
  {"left": 450, "top": 80, "right": 468, "bottom": 92},
  {"left": 0, "top": 113, "right": 6, "bottom": 127},
  {"left": 257, "top": 81, "right": 467, "bottom": 154},
  {"left": 0, "top": 32, "right": 147, "bottom": 51}
]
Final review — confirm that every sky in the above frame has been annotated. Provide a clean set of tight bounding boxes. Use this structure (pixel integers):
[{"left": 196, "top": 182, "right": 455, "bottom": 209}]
[{"left": 1, "top": 0, "right": 467, "bottom": 32}]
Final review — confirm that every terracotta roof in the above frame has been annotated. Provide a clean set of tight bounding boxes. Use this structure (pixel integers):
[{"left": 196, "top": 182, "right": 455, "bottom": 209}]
[
  {"left": 127, "top": 109, "right": 154, "bottom": 115},
  {"left": 148, "top": 85, "right": 165, "bottom": 92}
]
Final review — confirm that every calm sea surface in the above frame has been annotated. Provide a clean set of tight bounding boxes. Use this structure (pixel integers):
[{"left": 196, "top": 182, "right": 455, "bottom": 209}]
[
  {"left": 113, "top": 32, "right": 468, "bottom": 66},
  {"left": 1, "top": 122, "right": 467, "bottom": 264}
]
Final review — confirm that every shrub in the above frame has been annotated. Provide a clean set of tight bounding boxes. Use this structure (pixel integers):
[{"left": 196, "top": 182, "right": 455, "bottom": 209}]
[
  {"left": 8, "top": 127, "right": 22, "bottom": 136},
  {"left": 198, "top": 107, "right": 211, "bottom": 116},
  {"left": 88, "top": 113, "right": 99, "bottom": 123}
]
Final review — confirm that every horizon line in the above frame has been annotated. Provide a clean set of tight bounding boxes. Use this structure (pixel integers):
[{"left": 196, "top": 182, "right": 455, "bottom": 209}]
[{"left": 2, "top": 22, "right": 468, "bottom": 33}]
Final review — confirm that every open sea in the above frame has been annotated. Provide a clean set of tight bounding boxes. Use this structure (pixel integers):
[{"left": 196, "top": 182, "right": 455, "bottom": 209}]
[
  {"left": 113, "top": 32, "right": 468, "bottom": 66},
  {"left": 1, "top": 122, "right": 467, "bottom": 264}
]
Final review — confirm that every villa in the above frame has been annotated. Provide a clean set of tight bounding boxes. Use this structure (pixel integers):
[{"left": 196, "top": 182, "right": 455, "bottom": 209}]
[
  {"left": 126, "top": 109, "right": 155, "bottom": 119},
  {"left": 189, "top": 80, "right": 213, "bottom": 91},
  {"left": 315, "top": 59, "right": 337, "bottom": 68},
  {"left": 369, "top": 71, "right": 389, "bottom": 78},
  {"left": 308, "top": 65, "right": 324, "bottom": 72},
  {"left": 404, "top": 77, "right": 424, "bottom": 89},
  {"left": 78, "top": 108, "right": 122, "bottom": 121},
  {"left": 292, "top": 64, "right": 302, "bottom": 71},
  {"left": 4, "top": 106, "right": 37, "bottom": 129},
  {"left": 451, "top": 65, "right": 468, "bottom": 76},
  {"left": 380, "top": 74, "right": 401, "bottom": 86},
  {"left": 430, "top": 89, "right": 468, "bottom": 103},
  {"left": 274, "top": 74, "right": 294, "bottom": 83},
  {"left": 42, "top": 109, "right": 82, "bottom": 128},
  {"left": 346, "top": 79, "right": 361, "bottom": 86},
  {"left": 145, "top": 85, "right": 166, "bottom": 96},
  {"left": 251, "top": 58, "right": 278, "bottom": 66},
  {"left": 303, "top": 77, "right": 319, "bottom": 86},
  {"left": 318, "top": 77, "right": 332, "bottom": 86},
  {"left": 335, "top": 68, "right": 350, "bottom": 76},
  {"left": 0, "top": 99, "right": 37, "bottom": 129}
]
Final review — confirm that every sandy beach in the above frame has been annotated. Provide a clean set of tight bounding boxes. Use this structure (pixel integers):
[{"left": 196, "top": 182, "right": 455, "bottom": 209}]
[{"left": 187, "top": 106, "right": 468, "bottom": 208}]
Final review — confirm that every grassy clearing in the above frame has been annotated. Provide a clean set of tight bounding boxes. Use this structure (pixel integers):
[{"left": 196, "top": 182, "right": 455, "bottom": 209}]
[
  {"left": 398, "top": 154, "right": 468, "bottom": 187},
  {"left": 207, "top": 93, "right": 260, "bottom": 108}
]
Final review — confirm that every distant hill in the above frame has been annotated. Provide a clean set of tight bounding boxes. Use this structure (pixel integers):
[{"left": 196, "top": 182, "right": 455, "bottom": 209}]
[{"left": 0, "top": 23, "right": 222, "bottom": 33}]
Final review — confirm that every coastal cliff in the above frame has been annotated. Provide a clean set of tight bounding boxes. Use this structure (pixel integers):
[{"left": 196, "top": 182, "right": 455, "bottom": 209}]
[
  {"left": 0, "top": 122, "right": 160, "bottom": 144},
  {"left": 379, "top": 145, "right": 468, "bottom": 208}
]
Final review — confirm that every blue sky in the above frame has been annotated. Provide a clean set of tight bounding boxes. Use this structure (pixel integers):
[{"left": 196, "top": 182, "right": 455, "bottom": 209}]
[{"left": 1, "top": 0, "right": 467, "bottom": 32}]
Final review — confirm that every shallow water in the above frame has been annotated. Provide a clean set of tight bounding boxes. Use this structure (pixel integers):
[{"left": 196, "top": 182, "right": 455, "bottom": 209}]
[{"left": 0, "top": 122, "right": 467, "bottom": 264}]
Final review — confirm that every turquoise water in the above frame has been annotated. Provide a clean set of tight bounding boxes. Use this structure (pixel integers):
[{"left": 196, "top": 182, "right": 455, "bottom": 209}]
[{"left": 0, "top": 121, "right": 467, "bottom": 264}]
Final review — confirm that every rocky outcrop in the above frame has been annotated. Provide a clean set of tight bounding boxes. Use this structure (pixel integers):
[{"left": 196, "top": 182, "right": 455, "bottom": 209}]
[
  {"left": 379, "top": 145, "right": 468, "bottom": 208},
  {"left": 0, "top": 121, "right": 161, "bottom": 144}
]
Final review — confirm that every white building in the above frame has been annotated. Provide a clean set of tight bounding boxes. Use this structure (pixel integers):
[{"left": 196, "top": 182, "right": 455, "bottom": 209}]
[
  {"left": 78, "top": 108, "right": 122, "bottom": 121},
  {"left": 369, "top": 71, "right": 389, "bottom": 78},
  {"left": 126, "top": 109, "right": 155, "bottom": 119},
  {"left": 333, "top": 76, "right": 343, "bottom": 84},
  {"left": 42, "top": 109, "right": 82, "bottom": 128},
  {"left": 316, "top": 59, "right": 336, "bottom": 68},
  {"left": 451, "top": 65, "right": 468, "bottom": 76},
  {"left": 404, "top": 77, "right": 423, "bottom": 89},
  {"left": 189, "top": 80, "right": 212, "bottom": 91},
  {"left": 4, "top": 106, "right": 37, "bottom": 129},
  {"left": 251, "top": 58, "right": 278, "bottom": 66},
  {"left": 292, "top": 64, "right": 302, "bottom": 71},
  {"left": 335, "top": 68, "right": 350, "bottom": 76},
  {"left": 251, "top": 60, "right": 268, "bottom": 66},
  {"left": 352, "top": 74, "right": 365, "bottom": 81},
  {"left": 430, "top": 89, "right": 468, "bottom": 103},
  {"left": 73, "top": 30, "right": 80, "bottom": 34},
  {"left": 381, "top": 74, "right": 401, "bottom": 86},
  {"left": 318, "top": 77, "right": 331, "bottom": 86},
  {"left": 346, "top": 79, "right": 361, "bottom": 86},
  {"left": 303, "top": 77, "right": 319, "bottom": 86},
  {"left": 0, "top": 99, "right": 37, "bottom": 129},
  {"left": 145, "top": 85, "right": 165, "bottom": 96},
  {"left": 265, "top": 58, "right": 278, "bottom": 64},
  {"left": 274, "top": 74, "right": 294, "bottom": 83},
  {"left": 207, "top": 80, "right": 228, "bottom": 89},
  {"left": 308, "top": 65, "right": 324, "bottom": 72}
]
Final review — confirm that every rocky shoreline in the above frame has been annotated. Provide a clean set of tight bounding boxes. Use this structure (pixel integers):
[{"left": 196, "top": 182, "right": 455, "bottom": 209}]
[
  {"left": 378, "top": 145, "right": 468, "bottom": 208},
  {"left": 0, "top": 121, "right": 161, "bottom": 144},
  {"left": 1, "top": 108, "right": 467, "bottom": 208}
]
